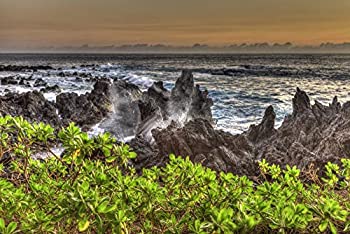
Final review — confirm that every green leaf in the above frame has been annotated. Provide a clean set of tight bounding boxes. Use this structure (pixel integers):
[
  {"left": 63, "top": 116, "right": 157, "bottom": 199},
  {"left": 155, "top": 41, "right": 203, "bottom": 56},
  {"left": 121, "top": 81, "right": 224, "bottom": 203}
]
[
  {"left": 78, "top": 219, "right": 90, "bottom": 232},
  {"left": 128, "top": 151, "right": 137, "bottom": 159},
  {"left": 0, "top": 218, "right": 5, "bottom": 230},
  {"left": 343, "top": 222, "right": 350, "bottom": 232},
  {"left": 319, "top": 220, "right": 328, "bottom": 232},
  {"left": 97, "top": 201, "right": 109, "bottom": 213},
  {"left": 217, "top": 208, "right": 233, "bottom": 223},
  {"left": 6, "top": 222, "right": 17, "bottom": 234},
  {"left": 344, "top": 221, "right": 350, "bottom": 232},
  {"left": 106, "top": 156, "right": 117, "bottom": 163},
  {"left": 194, "top": 219, "right": 201, "bottom": 230},
  {"left": 102, "top": 148, "right": 111, "bottom": 157},
  {"left": 104, "top": 205, "right": 117, "bottom": 214},
  {"left": 246, "top": 216, "right": 257, "bottom": 229},
  {"left": 329, "top": 221, "right": 337, "bottom": 234},
  {"left": 81, "top": 181, "right": 90, "bottom": 192}
]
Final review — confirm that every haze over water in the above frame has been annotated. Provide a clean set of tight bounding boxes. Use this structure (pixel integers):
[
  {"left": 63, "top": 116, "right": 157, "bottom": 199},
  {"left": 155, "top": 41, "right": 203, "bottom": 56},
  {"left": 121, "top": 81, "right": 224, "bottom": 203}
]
[{"left": 1, "top": 53, "right": 350, "bottom": 134}]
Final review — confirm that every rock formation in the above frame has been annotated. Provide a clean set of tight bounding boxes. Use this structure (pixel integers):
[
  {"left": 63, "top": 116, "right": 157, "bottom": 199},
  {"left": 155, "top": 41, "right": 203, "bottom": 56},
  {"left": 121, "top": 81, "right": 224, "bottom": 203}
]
[
  {"left": 1, "top": 67, "right": 349, "bottom": 178},
  {"left": 136, "top": 70, "right": 214, "bottom": 141},
  {"left": 137, "top": 86, "right": 350, "bottom": 177},
  {"left": 150, "top": 119, "right": 256, "bottom": 175}
]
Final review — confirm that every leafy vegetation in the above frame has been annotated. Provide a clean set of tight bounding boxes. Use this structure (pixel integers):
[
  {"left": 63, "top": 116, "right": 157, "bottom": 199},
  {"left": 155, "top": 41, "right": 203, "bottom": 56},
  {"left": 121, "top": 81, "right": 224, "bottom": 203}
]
[{"left": 1, "top": 115, "right": 350, "bottom": 233}]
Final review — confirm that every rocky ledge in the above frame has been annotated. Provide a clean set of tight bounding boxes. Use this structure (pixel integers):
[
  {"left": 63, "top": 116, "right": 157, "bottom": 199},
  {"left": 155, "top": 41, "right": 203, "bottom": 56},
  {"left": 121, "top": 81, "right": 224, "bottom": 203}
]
[{"left": 1, "top": 70, "right": 349, "bottom": 177}]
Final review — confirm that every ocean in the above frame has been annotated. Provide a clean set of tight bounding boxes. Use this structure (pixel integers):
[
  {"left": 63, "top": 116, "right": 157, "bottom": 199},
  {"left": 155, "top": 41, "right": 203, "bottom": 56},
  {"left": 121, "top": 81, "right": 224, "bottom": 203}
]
[{"left": 1, "top": 53, "right": 350, "bottom": 134}]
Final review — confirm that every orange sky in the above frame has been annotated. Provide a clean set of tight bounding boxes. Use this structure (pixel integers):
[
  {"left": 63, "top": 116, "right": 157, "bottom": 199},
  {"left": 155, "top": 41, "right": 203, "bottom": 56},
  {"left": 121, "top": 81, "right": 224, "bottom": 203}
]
[{"left": 1, "top": 0, "right": 350, "bottom": 48}]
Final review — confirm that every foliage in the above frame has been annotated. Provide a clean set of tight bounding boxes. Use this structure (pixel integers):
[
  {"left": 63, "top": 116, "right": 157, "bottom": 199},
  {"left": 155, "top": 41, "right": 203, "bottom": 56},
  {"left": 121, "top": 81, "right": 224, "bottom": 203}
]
[{"left": 0, "top": 115, "right": 350, "bottom": 233}]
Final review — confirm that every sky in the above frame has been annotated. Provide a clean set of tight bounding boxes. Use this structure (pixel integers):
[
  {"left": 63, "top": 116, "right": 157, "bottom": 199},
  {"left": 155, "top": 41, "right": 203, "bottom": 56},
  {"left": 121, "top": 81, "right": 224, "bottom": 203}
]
[{"left": 1, "top": 0, "right": 350, "bottom": 49}]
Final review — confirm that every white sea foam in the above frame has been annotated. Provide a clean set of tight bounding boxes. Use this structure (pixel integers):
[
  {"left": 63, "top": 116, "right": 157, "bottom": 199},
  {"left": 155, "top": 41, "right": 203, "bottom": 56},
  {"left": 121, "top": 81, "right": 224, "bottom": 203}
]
[
  {"left": 88, "top": 123, "right": 105, "bottom": 137},
  {"left": 32, "top": 146, "right": 65, "bottom": 160},
  {"left": 43, "top": 92, "right": 57, "bottom": 102}
]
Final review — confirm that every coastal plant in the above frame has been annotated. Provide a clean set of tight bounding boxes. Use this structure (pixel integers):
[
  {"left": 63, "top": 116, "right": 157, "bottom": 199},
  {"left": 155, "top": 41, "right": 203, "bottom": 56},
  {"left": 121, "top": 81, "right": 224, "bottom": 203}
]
[{"left": 1, "top": 115, "right": 350, "bottom": 233}]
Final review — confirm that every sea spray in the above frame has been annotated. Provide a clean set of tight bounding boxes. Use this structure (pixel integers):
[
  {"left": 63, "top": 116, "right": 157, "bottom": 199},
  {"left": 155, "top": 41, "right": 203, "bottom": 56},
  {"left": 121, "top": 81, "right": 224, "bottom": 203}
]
[{"left": 99, "top": 80, "right": 141, "bottom": 140}]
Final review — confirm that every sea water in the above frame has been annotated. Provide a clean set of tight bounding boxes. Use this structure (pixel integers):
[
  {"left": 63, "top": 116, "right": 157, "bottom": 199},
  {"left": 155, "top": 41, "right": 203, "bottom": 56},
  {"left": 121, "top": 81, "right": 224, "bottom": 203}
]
[{"left": 1, "top": 53, "right": 350, "bottom": 134}]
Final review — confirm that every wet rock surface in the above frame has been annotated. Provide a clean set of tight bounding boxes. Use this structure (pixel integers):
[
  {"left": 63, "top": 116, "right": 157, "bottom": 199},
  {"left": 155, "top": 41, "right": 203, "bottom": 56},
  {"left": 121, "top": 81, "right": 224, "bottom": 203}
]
[
  {"left": 40, "top": 85, "right": 61, "bottom": 93},
  {"left": 0, "top": 76, "right": 20, "bottom": 85},
  {"left": 33, "top": 78, "right": 48, "bottom": 87}
]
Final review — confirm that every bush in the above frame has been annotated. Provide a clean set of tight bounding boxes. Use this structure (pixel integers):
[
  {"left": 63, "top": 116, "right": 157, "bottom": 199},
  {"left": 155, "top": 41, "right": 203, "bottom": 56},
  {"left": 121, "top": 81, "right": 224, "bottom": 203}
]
[{"left": 0, "top": 115, "right": 350, "bottom": 233}]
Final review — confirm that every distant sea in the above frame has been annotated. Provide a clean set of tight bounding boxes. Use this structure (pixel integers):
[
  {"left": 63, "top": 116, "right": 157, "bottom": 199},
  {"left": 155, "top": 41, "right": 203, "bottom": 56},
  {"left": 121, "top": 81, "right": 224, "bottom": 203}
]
[{"left": 1, "top": 53, "right": 350, "bottom": 134}]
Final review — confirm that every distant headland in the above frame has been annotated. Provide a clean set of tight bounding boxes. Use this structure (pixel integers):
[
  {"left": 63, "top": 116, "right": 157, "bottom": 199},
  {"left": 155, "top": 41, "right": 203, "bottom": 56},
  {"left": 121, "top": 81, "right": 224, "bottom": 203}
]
[{"left": 2, "top": 42, "right": 350, "bottom": 53}]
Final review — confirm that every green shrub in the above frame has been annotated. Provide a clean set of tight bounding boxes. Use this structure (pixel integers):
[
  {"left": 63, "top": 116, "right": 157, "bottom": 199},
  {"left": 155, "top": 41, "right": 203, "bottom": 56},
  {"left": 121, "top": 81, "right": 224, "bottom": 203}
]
[{"left": 0, "top": 115, "right": 350, "bottom": 233}]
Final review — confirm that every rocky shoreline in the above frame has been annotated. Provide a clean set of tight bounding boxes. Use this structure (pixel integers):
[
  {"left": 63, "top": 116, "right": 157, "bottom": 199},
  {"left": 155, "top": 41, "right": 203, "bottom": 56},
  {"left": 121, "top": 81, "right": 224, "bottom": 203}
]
[{"left": 1, "top": 67, "right": 350, "bottom": 177}]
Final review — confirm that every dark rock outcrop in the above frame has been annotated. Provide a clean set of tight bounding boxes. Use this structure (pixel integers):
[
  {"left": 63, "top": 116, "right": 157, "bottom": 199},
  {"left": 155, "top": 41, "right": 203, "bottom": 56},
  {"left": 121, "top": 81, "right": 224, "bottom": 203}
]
[
  {"left": 246, "top": 105, "right": 276, "bottom": 144},
  {"left": 56, "top": 79, "right": 112, "bottom": 128},
  {"left": 129, "top": 136, "right": 159, "bottom": 172},
  {"left": 151, "top": 119, "right": 256, "bottom": 175},
  {"left": 0, "top": 76, "right": 19, "bottom": 85},
  {"left": 169, "top": 70, "right": 213, "bottom": 123},
  {"left": 33, "top": 78, "right": 47, "bottom": 87},
  {"left": 253, "top": 88, "right": 348, "bottom": 172},
  {"left": 0, "top": 65, "right": 53, "bottom": 72},
  {"left": 3, "top": 67, "right": 348, "bottom": 178},
  {"left": 19, "top": 77, "right": 32, "bottom": 87},
  {"left": 40, "top": 85, "right": 61, "bottom": 93},
  {"left": 55, "top": 78, "right": 142, "bottom": 133},
  {"left": 1, "top": 70, "right": 213, "bottom": 140},
  {"left": 0, "top": 91, "right": 61, "bottom": 127}
]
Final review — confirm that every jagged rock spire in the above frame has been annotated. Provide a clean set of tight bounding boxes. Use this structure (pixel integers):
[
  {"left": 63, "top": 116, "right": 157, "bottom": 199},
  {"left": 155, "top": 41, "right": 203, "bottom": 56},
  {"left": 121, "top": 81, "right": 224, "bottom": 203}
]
[
  {"left": 292, "top": 87, "right": 311, "bottom": 116},
  {"left": 247, "top": 105, "right": 276, "bottom": 143}
]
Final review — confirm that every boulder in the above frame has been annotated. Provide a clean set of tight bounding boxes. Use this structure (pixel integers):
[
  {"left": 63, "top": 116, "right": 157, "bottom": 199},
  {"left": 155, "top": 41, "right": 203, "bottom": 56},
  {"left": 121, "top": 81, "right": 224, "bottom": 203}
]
[
  {"left": 33, "top": 78, "right": 47, "bottom": 87},
  {"left": 40, "top": 85, "right": 61, "bottom": 93},
  {"left": 1, "top": 76, "right": 19, "bottom": 85}
]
